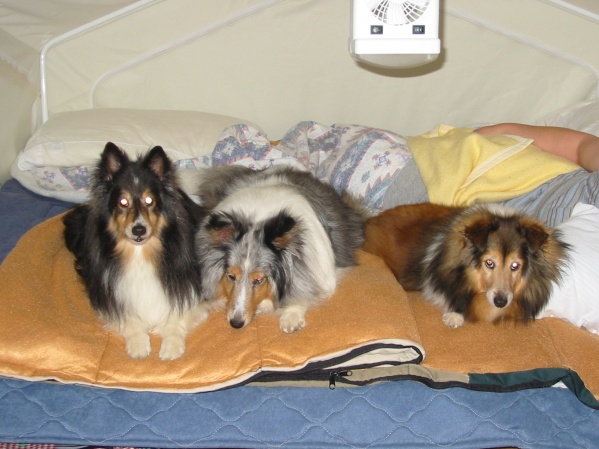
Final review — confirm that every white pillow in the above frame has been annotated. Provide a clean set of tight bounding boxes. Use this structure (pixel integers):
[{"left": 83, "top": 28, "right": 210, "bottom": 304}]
[
  {"left": 17, "top": 108, "right": 262, "bottom": 169},
  {"left": 536, "top": 99, "right": 599, "bottom": 137},
  {"left": 11, "top": 108, "right": 262, "bottom": 202},
  {"left": 538, "top": 203, "right": 599, "bottom": 334}
]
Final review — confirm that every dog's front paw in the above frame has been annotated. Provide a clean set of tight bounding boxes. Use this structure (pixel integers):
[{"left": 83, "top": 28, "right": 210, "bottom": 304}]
[
  {"left": 256, "top": 299, "right": 274, "bottom": 315},
  {"left": 279, "top": 307, "right": 306, "bottom": 333},
  {"left": 125, "top": 333, "right": 151, "bottom": 359},
  {"left": 443, "top": 312, "right": 465, "bottom": 328},
  {"left": 159, "top": 337, "right": 185, "bottom": 361}
]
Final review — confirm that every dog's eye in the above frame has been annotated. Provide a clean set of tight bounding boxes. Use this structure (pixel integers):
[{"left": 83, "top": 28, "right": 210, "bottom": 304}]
[
  {"left": 226, "top": 272, "right": 236, "bottom": 282},
  {"left": 145, "top": 196, "right": 154, "bottom": 206},
  {"left": 510, "top": 262, "right": 521, "bottom": 271},
  {"left": 484, "top": 259, "right": 495, "bottom": 269},
  {"left": 253, "top": 276, "right": 266, "bottom": 286},
  {"left": 119, "top": 197, "right": 129, "bottom": 208}
]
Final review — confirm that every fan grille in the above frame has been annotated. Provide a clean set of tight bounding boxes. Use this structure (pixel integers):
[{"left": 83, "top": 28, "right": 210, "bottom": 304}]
[{"left": 368, "top": 0, "right": 431, "bottom": 25}]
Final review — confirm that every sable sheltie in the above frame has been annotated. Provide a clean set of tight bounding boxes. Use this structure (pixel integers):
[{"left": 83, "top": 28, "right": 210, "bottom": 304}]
[
  {"left": 63, "top": 142, "right": 209, "bottom": 360},
  {"left": 195, "top": 166, "right": 365, "bottom": 332},
  {"left": 363, "top": 203, "right": 569, "bottom": 328}
]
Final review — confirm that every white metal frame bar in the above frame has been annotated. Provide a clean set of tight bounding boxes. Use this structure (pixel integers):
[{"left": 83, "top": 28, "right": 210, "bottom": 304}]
[
  {"left": 39, "top": 0, "right": 157, "bottom": 123},
  {"left": 542, "top": 0, "right": 599, "bottom": 22},
  {"left": 89, "top": 0, "right": 286, "bottom": 109}
]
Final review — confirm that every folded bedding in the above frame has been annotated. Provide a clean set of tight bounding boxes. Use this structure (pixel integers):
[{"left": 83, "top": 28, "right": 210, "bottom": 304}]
[
  {"left": 10, "top": 111, "right": 424, "bottom": 209},
  {"left": 0, "top": 213, "right": 423, "bottom": 392},
  {"left": 10, "top": 110, "right": 583, "bottom": 214},
  {"left": 0, "top": 207, "right": 598, "bottom": 409}
]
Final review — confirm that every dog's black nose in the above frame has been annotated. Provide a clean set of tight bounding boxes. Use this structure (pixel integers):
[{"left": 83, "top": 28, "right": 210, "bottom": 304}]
[
  {"left": 229, "top": 318, "right": 245, "bottom": 329},
  {"left": 132, "top": 224, "right": 146, "bottom": 237},
  {"left": 494, "top": 294, "right": 508, "bottom": 308}
]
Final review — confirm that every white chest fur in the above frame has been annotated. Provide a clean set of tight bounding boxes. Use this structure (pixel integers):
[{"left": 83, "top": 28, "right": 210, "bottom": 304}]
[{"left": 116, "top": 247, "right": 173, "bottom": 327}]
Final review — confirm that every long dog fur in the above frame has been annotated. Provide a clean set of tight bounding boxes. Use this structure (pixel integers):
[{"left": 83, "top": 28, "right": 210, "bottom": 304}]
[
  {"left": 63, "top": 143, "right": 209, "bottom": 359},
  {"left": 363, "top": 203, "right": 569, "bottom": 327},
  {"left": 195, "top": 166, "right": 365, "bottom": 332}
]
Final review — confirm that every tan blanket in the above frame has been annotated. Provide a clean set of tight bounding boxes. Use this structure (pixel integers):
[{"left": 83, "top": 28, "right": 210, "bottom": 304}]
[
  {"left": 0, "top": 214, "right": 598, "bottom": 401},
  {"left": 0, "top": 215, "right": 422, "bottom": 392},
  {"left": 411, "top": 291, "right": 599, "bottom": 398}
]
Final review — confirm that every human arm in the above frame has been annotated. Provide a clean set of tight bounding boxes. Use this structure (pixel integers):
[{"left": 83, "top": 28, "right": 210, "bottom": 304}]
[{"left": 476, "top": 123, "right": 599, "bottom": 171}]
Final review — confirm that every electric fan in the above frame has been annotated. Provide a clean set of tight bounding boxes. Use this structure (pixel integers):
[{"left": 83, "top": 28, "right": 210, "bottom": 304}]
[{"left": 349, "top": 0, "right": 441, "bottom": 69}]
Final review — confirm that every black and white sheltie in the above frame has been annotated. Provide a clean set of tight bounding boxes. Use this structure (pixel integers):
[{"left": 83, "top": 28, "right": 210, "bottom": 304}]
[
  {"left": 363, "top": 203, "right": 569, "bottom": 327},
  {"left": 63, "top": 142, "right": 209, "bottom": 360},
  {"left": 195, "top": 165, "right": 365, "bottom": 333}
]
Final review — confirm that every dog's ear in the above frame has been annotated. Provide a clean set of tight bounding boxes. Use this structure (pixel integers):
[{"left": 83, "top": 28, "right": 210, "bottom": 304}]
[
  {"left": 99, "top": 142, "right": 128, "bottom": 181},
  {"left": 144, "top": 146, "right": 173, "bottom": 181},
  {"left": 462, "top": 216, "right": 496, "bottom": 251},
  {"left": 205, "top": 212, "right": 243, "bottom": 245},
  {"left": 518, "top": 218, "right": 549, "bottom": 253},
  {"left": 264, "top": 211, "right": 300, "bottom": 252}
]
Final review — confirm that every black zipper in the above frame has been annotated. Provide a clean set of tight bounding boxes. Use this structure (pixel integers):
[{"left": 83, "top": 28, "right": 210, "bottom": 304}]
[{"left": 328, "top": 370, "right": 353, "bottom": 389}]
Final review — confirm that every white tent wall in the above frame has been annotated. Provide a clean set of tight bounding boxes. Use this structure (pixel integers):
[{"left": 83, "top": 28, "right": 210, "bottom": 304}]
[
  {"left": 0, "top": 0, "right": 135, "bottom": 184},
  {"left": 1, "top": 0, "right": 599, "bottom": 183},
  {"left": 0, "top": 60, "right": 37, "bottom": 183}
]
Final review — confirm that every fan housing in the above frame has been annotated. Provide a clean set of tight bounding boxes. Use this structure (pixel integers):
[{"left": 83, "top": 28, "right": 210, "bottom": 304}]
[{"left": 349, "top": 0, "right": 441, "bottom": 68}]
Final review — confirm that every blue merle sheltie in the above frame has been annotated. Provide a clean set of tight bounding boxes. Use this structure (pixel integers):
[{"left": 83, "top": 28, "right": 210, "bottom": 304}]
[
  {"left": 63, "top": 142, "right": 209, "bottom": 360},
  {"left": 195, "top": 165, "right": 366, "bottom": 333}
]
